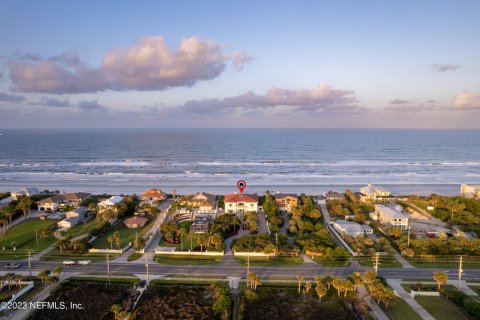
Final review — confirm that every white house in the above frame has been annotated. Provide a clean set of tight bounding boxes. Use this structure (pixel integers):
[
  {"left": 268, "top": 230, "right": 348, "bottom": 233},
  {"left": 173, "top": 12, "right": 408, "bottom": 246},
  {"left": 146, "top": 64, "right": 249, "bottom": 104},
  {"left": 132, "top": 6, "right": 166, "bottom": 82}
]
[
  {"left": 460, "top": 184, "right": 480, "bottom": 199},
  {"left": 37, "top": 195, "right": 64, "bottom": 212},
  {"left": 57, "top": 207, "right": 88, "bottom": 230},
  {"left": 11, "top": 187, "right": 39, "bottom": 200},
  {"left": 332, "top": 220, "right": 373, "bottom": 237},
  {"left": 372, "top": 204, "right": 409, "bottom": 230},
  {"left": 224, "top": 193, "right": 258, "bottom": 214},
  {"left": 360, "top": 183, "right": 391, "bottom": 202},
  {"left": 98, "top": 196, "right": 123, "bottom": 209}
]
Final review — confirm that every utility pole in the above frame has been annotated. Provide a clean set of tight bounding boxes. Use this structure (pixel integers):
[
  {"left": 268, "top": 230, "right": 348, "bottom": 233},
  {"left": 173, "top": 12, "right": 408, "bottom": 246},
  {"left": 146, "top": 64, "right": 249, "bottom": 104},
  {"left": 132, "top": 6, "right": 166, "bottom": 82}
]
[
  {"left": 146, "top": 252, "right": 150, "bottom": 288},
  {"left": 458, "top": 255, "right": 463, "bottom": 290},
  {"left": 247, "top": 255, "right": 250, "bottom": 275},
  {"left": 373, "top": 252, "right": 379, "bottom": 275},
  {"left": 407, "top": 226, "right": 411, "bottom": 247},
  {"left": 107, "top": 251, "right": 111, "bottom": 286},
  {"left": 36, "top": 229, "right": 38, "bottom": 250},
  {"left": 28, "top": 251, "right": 32, "bottom": 277},
  {"left": 275, "top": 232, "right": 278, "bottom": 246}
]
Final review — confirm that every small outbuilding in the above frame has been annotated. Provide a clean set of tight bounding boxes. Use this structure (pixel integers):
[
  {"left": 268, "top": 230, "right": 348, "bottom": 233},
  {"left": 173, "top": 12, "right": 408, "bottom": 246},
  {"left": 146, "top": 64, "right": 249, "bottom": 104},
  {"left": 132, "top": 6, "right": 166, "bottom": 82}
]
[{"left": 124, "top": 216, "right": 149, "bottom": 229}]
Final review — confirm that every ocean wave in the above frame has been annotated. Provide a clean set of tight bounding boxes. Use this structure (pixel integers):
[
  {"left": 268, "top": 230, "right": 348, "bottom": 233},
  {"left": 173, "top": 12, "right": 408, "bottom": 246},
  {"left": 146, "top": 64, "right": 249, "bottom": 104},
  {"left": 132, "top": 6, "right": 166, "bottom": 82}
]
[{"left": 77, "top": 160, "right": 150, "bottom": 167}]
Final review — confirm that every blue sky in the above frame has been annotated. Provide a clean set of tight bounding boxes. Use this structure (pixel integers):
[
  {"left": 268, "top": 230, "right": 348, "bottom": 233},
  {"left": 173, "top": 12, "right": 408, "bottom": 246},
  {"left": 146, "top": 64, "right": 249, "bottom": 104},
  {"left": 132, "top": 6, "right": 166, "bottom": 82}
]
[{"left": 0, "top": 0, "right": 479, "bottom": 128}]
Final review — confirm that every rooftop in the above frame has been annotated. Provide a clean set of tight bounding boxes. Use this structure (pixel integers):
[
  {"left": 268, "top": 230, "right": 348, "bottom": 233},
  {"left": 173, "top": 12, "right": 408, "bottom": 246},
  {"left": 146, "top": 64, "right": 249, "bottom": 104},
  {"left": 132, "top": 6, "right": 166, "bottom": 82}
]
[
  {"left": 375, "top": 204, "right": 408, "bottom": 219},
  {"left": 360, "top": 183, "right": 389, "bottom": 195},
  {"left": 224, "top": 193, "right": 258, "bottom": 203}
]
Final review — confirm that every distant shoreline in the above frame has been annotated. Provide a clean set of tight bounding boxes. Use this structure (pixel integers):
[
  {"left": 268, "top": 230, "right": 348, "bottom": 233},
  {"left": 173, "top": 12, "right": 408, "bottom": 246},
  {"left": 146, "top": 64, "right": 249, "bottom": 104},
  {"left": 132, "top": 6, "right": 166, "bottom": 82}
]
[{"left": 0, "top": 182, "right": 462, "bottom": 196}]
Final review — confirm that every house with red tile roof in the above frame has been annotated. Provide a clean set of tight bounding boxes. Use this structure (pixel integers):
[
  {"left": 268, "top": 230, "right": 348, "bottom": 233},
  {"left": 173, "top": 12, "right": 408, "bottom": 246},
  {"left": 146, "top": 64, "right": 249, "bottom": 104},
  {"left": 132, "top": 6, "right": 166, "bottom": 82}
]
[
  {"left": 140, "top": 188, "right": 167, "bottom": 201},
  {"left": 224, "top": 193, "right": 258, "bottom": 214}
]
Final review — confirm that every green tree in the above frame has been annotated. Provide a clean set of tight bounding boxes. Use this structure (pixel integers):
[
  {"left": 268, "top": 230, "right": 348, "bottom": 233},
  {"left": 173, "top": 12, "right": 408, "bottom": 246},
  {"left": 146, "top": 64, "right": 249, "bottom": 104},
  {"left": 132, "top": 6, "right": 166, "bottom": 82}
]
[
  {"left": 433, "top": 271, "right": 448, "bottom": 290},
  {"left": 52, "top": 266, "right": 62, "bottom": 279},
  {"left": 315, "top": 283, "right": 328, "bottom": 301},
  {"left": 17, "top": 196, "right": 32, "bottom": 220},
  {"left": 296, "top": 275, "right": 304, "bottom": 293},
  {"left": 107, "top": 235, "right": 114, "bottom": 249}
]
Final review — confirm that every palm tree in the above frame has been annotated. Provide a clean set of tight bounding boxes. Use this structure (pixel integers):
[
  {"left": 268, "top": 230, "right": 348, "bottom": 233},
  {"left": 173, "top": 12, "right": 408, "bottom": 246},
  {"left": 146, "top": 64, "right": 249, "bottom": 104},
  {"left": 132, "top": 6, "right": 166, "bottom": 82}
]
[
  {"left": 363, "top": 270, "right": 377, "bottom": 285},
  {"left": 111, "top": 304, "right": 122, "bottom": 320},
  {"left": 323, "top": 274, "right": 333, "bottom": 290},
  {"left": 2, "top": 204, "right": 15, "bottom": 226},
  {"left": 433, "top": 271, "right": 448, "bottom": 290},
  {"left": 53, "top": 266, "right": 62, "bottom": 280},
  {"left": 15, "top": 274, "right": 24, "bottom": 287},
  {"left": 113, "top": 231, "right": 121, "bottom": 249},
  {"left": 303, "top": 281, "right": 312, "bottom": 294},
  {"left": 314, "top": 275, "right": 324, "bottom": 285},
  {"left": 450, "top": 201, "right": 465, "bottom": 223},
  {"left": 4, "top": 273, "right": 15, "bottom": 290},
  {"left": 177, "top": 228, "right": 187, "bottom": 251},
  {"left": 38, "top": 270, "right": 51, "bottom": 285},
  {"left": 107, "top": 235, "right": 114, "bottom": 249},
  {"left": 47, "top": 276, "right": 59, "bottom": 287},
  {"left": 315, "top": 283, "right": 328, "bottom": 301},
  {"left": 343, "top": 279, "right": 354, "bottom": 297},
  {"left": 348, "top": 272, "right": 363, "bottom": 291},
  {"left": 17, "top": 196, "right": 32, "bottom": 220},
  {"left": 296, "top": 275, "right": 304, "bottom": 293},
  {"left": 332, "top": 277, "right": 343, "bottom": 296}
]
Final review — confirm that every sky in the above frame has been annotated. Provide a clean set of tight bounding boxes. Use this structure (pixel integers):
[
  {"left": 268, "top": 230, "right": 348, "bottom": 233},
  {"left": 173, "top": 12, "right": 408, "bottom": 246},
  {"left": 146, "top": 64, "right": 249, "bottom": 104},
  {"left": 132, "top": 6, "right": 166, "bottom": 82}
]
[{"left": 0, "top": 0, "right": 479, "bottom": 129}]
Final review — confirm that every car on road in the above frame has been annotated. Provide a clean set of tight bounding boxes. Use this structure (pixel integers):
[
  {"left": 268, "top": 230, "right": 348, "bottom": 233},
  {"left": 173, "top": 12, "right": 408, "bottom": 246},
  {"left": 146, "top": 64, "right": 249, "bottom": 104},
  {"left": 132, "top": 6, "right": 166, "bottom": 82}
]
[
  {"left": 5, "top": 263, "right": 21, "bottom": 269},
  {"left": 138, "top": 280, "right": 146, "bottom": 288},
  {"left": 63, "top": 260, "right": 76, "bottom": 265},
  {"left": 78, "top": 260, "right": 91, "bottom": 265}
]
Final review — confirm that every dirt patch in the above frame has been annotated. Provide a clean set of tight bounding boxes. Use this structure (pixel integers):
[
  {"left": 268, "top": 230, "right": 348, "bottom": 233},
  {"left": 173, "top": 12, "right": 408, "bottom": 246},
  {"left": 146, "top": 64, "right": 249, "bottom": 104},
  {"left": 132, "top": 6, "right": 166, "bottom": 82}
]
[
  {"left": 133, "top": 285, "right": 218, "bottom": 320},
  {"left": 29, "top": 281, "right": 133, "bottom": 320},
  {"left": 242, "top": 287, "right": 355, "bottom": 320}
]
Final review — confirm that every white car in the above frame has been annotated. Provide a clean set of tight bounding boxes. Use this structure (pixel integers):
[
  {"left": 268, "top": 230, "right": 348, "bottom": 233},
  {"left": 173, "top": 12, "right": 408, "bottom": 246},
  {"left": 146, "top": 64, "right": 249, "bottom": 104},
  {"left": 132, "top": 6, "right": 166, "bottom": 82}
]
[
  {"left": 78, "top": 260, "right": 91, "bottom": 265},
  {"left": 62, "top": 260, "right": 76, "bottom": 265}
]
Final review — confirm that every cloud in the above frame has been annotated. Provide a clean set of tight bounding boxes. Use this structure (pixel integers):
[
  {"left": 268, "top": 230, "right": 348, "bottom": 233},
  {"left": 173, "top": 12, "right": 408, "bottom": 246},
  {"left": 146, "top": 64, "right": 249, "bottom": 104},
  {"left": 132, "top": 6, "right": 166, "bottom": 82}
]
[
  {"left": 431, "top": 63, "right": 461, "bottom": 72},
  {"left": 77, "top": 100, "right": 106, "bottom": 110},
  {"left": 174, "top": 83, "right": 358, "bottom": 115},
  {"left": 30, "top": 97, "right": 71, "bottom": 107},
  {"left": 389, "top": 98, "right": 410, "bottom": 104},
  {"left": 452, "top": 91, "right": 480, "bottom": 109},
  {"left": 0, "top": 92, "right": 25, "bottom": 102},
  {"left": 7, "top": 36, "right": 251, "bottom": 94}
]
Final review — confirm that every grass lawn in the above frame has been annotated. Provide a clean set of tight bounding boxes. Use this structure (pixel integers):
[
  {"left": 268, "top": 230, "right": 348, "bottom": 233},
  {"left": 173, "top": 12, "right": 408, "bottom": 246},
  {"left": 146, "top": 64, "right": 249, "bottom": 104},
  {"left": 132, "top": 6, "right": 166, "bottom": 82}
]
[
  {"left": 68, "top": 276, "right": 139, "bottom": 284},
  {"left": 40, "top": 250, "right": 120, "bottom": 262},
  {"left": 401, "top": 283, "right": 455, "bottom": 292},
  {"left": 150, "top": 279, "right": 226, "bottom": 286},
  {"left": 128, "top": 252, "right": 143, "bottom": 261},
  {"left": 0, "top": 219, "right": 57, "bottom": 251},
  {"left": 382, "top": 297, "right": 423, "bottom": 320},
  {"left": 406, "top": 256, "right": 480, "bottom": 269},
  {"left": 468, "top": 285, "right": 480, "bottom": 295},
  {"left": 154, "top": 254, "right": 223, "bottom": 265},
  {"left": 157, "top": 236, "right": 200, "bottom": 252},
  {"left": 356, "top": 255, "right": 402, "bottom": 268},
  {"left": 311, "top": 257, "right": 351, "bottom": 267},
  {"left": 234, "top": 255, "right": 303, "bottom": 267},
  {"left": 60, "top": 218, "right": 103, "bottom": 239},
  {"left": 415, "top": 296, "right": 471, "bottom": 320},
  {"left": 90, "top": 218, "right": 155, "bottom": 249}
]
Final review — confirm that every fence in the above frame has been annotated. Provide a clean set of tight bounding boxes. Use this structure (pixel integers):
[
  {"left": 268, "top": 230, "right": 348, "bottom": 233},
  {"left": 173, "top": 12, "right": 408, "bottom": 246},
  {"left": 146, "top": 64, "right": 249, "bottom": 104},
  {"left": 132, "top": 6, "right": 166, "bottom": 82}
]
[
  {"left": 89, "top": 243, "right": 131, "bottom": 254},
  {"left": 233, "top": 251, "right": 273, "bottom": 257},
  {"left": 410, "top": 290, "right": 440, "bottom": 297},
  {"left": 154, "top": 249, "right": 224, "bottom": 256},
  {"left": 0, "top": 281, "right": 34, "bottom": 311}
]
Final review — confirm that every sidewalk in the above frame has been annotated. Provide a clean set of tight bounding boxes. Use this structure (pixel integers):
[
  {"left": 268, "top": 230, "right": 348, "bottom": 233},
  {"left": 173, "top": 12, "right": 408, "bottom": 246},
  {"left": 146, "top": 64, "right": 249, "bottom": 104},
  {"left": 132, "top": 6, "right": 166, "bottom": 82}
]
[
  {"left": 357, "top": 284, "right": 389, "bottom": 320},
  {"left": 386, "top": 279, "right": 435, "bottom": 320}
]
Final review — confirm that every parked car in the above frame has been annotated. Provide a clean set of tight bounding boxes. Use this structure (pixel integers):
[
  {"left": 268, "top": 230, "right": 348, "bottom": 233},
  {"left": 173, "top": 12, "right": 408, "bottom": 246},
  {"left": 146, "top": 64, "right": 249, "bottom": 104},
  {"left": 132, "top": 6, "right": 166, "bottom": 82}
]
[
  {"left": 5, "top": 263, "right": 21, "bottom": 269},
  {"left": 138, "top": 280, "right": 147, "bottom": 288},
  {"left": 63, "top": 260, "right": 76, "bottom": 265}
]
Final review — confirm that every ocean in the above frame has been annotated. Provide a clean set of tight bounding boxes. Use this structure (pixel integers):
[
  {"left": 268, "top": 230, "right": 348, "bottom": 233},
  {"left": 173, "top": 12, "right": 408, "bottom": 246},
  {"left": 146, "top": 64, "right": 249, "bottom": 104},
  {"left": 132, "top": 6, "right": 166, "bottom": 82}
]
[{"left": 0, "top": 128, "right": 479, "bottom": 196}]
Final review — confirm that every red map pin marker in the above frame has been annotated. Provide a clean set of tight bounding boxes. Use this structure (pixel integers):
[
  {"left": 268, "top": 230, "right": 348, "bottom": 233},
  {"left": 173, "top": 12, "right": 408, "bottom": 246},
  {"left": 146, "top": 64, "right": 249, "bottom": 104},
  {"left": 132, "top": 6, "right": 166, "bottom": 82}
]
[{"left": 237, "top": 180, "right": 247, "bottom": 193}]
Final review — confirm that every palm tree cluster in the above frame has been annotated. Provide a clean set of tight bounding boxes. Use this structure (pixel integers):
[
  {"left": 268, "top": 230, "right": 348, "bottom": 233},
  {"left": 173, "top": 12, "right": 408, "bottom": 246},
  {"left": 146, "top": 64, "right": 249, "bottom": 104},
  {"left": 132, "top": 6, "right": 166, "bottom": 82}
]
[
  {"left": 297, "top": 272, "right": 367, "bottom": 302},
  {"left": 368, "top": 280, "right": 396, "bottom": 310},
  {"left": 37, "top": 269, "right": 60, "bottom": 287},
  {"left": 247, "top": 272, "right": 261, "bottom": 291},
  {"left": 0, "top": 273, "right": 24, "bottom": 291}
]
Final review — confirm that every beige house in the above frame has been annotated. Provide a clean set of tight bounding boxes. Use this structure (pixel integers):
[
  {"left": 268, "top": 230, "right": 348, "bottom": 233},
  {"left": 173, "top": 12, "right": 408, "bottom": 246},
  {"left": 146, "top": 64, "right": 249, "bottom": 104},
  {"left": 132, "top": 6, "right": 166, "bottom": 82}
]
[
  {"left": 36, "top": 192, "right": 91, "bottom": 212},
  {"left": 179, "top": 192, "right": 217, "bottom": 214},
  {"left": 11, "top": 187, "right": 39, "bottom": 200},
  {"left": 275, "top": 193, "right": 298, "bottom": 212},
  {"left": 372, "top": 204, "right": 409, "bottom": 230},
  {"left": 460, "top": 184, "right": 480, "bottom": 199},
  {"left": 224, "top": 193, "right": 258, "bottom": 214},
  {"left": 360, "top": 183, "right": 391, "bottom": 202},
  {"left": 140, "top": 188, "right": 167, "bottom": 201},
  {"left": 57, "top": 207, "right": 88, "bottom": 230}
]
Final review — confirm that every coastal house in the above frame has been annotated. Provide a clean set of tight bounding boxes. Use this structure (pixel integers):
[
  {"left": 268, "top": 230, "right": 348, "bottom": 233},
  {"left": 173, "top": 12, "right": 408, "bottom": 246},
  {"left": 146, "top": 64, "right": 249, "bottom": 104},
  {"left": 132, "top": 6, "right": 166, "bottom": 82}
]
[
  {"left": 371, "top": 204, "right": 409, "bottom": 230},
  {"left": 224, "top": 193, "right": 258, "bottom": 214},
  {"left": 36, "top": 192, "right": 91, "bottom": 212},
  {"left": 124, "top": 216, "right": 149, "bottom": 228},
  {"left": 140, "top": 188, "right": 167, "bottom": 202},
  {"left": 275, "top": 193, "right": 298, "bottom": 212},
  {"left": 11, "top": 187, "right": 40, "bottom": 200},
  {"left": 98, "top": 196, "right": 123, "bottom": 210},
  {"left": 332, "top": 220, "right": 373, "bottom": 237},
  {"left": 57, "top": 207, "right": 88, "bottom": 230},
  {"left": 324, "top": 191, "right": 344, "bottom": 202},
  {"left": 360, "top": 183, "right": 392, "bottom": 202},
  {"left": 178, "top": 192, "right": 217, "bottom": 214},
  {"left": 60, "top": 192, "right": 91, "bottom": 205},
  {"left": 190, "top": 215, "right": 211, "bottom": 233},
  {"left": 460, "top": 184, "right": 480, "bottom": 199},
  {"left": 37, "top": 195, "right": 64, "bottom": 212}
]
